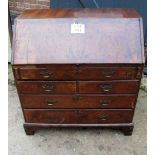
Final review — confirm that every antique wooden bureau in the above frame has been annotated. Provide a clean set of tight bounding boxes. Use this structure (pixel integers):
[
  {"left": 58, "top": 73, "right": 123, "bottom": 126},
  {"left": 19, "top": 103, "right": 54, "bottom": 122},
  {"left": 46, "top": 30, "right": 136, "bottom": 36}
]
[{"left": 12, "top": 8, "right": 144, "bottom": 135}]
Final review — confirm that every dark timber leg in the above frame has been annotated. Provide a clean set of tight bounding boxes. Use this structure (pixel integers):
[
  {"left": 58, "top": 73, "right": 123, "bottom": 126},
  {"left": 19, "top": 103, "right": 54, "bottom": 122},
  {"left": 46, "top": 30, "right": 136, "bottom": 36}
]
[
  {"left": 23, "top": 123, "right": 134, "bottom": 136},
  {"left": 122, "top": 125, "right": 134, "bottom": 136},
  {"left": 23, "top": 124, "right": 36, "bottom": 135}
]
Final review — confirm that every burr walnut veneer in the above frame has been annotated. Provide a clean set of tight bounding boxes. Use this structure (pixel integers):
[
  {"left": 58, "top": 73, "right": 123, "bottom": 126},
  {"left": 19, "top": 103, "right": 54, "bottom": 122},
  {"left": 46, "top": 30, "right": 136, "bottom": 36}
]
[{"left": 12, "top": 9, "right": 144, "bottom": 135}]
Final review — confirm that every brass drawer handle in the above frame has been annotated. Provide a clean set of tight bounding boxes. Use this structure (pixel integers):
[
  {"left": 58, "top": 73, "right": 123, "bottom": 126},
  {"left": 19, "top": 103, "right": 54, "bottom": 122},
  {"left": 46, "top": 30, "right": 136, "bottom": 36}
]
[
  {"left": 40, "top": 71, "right": 53, "bottom": 79},
  {"left": 97, "top": 116, "right": 109, "bottom": 121},
  {"left": 42, "top": 84, "right": 55, "bottom": 92},
  {"left": 99, "top": 85, "right": 112, "bottom": 91},
  {"left": 44, "top": 89, "right": 53, "bottom": 92},
  {"left": 46, "top": 100, "right": 58, "bottom": 106},
  {"left": 42, "top": 75, "right": 51, "bottom": 79},
  {"left": 102, "top": 71, "right": 114, "bottom": 78},
  {"left": 98, "top": 100, "right": 111, "bottom": 105},
  {"left": 42, "top": 84, "right": 54, "bottom": 89}
]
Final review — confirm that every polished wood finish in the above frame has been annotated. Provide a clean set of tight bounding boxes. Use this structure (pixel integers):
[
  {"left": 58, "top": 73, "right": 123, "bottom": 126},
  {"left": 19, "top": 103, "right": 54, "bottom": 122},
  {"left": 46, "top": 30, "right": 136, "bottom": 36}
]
[
  {"left": 12, "top": 9, "right": 144, "bottom": 64},
  {"left": 13, "top": 65, "right": 77, "bottom": 80},
  {"left": 17, "top": 80, "right": 139, "bottom": 94},
  {"left": 17, "top": 8, "right": 140, "bottom": 19},
  {"left": 24, "top": 109, "right": 133, "bottom": 124},
  {"left": 13, "top": 65, "right": 141, "bottom": 81},
  {"left": 79, "top": 66, "right": 141, "bottom": 80},
  {"left": 79, "top": 81, "right": 139, "bottom": 94},
  {"left": 20, "top": 95, "right": 136, "bottom": 109},
  {"left": 16, "top": 81, "right": 76, "bottom": 94},
  {"left": 23, "top": 123, "right": 134, "bottom": 136},
  {"left": 12, "top": 9, "right": 145, "bottom": 136}
]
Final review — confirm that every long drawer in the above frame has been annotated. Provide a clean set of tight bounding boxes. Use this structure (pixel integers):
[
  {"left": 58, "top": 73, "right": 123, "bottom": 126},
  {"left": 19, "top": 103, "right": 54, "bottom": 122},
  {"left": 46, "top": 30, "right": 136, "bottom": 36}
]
[
  {"left": 13, "top": 65, "right": 142, "bottom": 81},
  {"left": 24, "top": 109, "right": 133, "bottom": 124},
  {"left": 20, "top": 95, "right": 136, "bottom": 109},
  {"left": 16, "top": 81, "right": 76, "bottom": 94}
]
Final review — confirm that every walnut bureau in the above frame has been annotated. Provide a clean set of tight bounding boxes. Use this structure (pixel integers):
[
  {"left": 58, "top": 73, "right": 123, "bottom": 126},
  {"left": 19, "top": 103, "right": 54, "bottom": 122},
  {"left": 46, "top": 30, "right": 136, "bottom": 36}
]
[{"left": 12, "top": 8, "right": 145, "bottom": 135}]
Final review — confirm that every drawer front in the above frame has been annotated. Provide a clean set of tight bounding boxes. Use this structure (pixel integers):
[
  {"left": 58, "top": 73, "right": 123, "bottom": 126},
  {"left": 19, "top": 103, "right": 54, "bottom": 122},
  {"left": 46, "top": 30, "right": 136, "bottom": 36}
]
[
  {"left": 13, "top": 65, "right": 142, "bottom": 81},
  {"left": 20, "top": 95, "right": 77, "bottom": 109},
  {"left": 76, "top": 95, "right": 136, "bottom": 109},
  {"left": 20, "top": 95, "right": 136, "bottom": 109},
  {"left": 79, "top": 67, "right": 140, "bottom": 80},
  {"left": 13, "top": 65, "right": 77, "bottom": 80},
  {"left": 24, "top": 109, "right": 133, "bottom": 124},
  {"left": 24, "top": 110, "right": 77, "bottom": 124},
  {"left": 79, "top": 81, "right": 139, "bottom": 94},
  {"left": 16, "top": 81, "right": 76, "bottom": 94}
]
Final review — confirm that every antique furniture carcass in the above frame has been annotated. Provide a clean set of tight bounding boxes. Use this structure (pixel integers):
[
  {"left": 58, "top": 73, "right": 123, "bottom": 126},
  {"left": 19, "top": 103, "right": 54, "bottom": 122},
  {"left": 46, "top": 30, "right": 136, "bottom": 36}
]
[{"left": 12, "top": 8, "right": 144, "bottom": 135}]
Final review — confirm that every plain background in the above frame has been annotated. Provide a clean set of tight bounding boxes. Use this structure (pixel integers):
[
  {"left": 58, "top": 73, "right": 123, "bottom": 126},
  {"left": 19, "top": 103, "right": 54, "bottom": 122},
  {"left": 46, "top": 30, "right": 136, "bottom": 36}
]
[{"left": 0, "top": 0, "right": 154, "bottom": 154}]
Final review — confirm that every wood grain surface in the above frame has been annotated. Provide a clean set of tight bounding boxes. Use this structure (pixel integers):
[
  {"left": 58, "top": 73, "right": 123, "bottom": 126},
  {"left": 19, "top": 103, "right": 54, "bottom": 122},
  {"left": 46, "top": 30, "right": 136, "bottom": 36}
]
[
  {"left": 12, "top": 9, "right": 144, "bottom": 64},
  {"left": 20, "top": 94, "right": 137, "bottom": 109},
  {"left": 24, "top": 109, "right": 133, "bottom": 124}
]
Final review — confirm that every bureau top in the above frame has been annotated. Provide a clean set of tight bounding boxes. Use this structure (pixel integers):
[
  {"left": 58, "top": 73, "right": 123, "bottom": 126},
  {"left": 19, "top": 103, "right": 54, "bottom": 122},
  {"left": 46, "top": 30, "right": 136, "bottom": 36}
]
[
  {"left": 17, "top": 8, "right": 140, "bottom": 19},
  {"left": 12, "top": 9, "right": 144, "bottom": 64}
]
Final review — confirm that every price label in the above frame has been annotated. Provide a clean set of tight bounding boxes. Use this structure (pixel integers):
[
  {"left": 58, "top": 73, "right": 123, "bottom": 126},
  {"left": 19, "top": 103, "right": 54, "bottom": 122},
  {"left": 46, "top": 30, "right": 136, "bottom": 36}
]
[{"left": 71, "top": 23, "right": 85, "bottom": 34}]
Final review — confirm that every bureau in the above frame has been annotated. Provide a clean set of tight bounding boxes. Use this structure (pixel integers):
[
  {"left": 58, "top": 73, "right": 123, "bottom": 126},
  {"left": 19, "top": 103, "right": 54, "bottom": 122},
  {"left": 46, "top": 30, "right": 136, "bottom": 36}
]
[{"left": 12, "top": 8, "right": 144, "bottom": 135}]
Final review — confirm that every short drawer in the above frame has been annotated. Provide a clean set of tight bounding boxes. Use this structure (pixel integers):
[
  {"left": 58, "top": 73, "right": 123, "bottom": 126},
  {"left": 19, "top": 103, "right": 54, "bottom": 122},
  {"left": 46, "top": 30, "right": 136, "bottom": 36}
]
[
  {"left": 76, "top": 95, "right": 136, "bottom": 109},
  {"left": 79, "top": 81, "right": 139, "bottom": 94},
  {"left": 24, "top": 109, "right": 133, "bottom": 124},
  {"left": 13, "top": 65, "right": 77, "bottom": 80},
  {"left": 79, "top": 66, "right": 141, "bottom": 80},
  {"left": 20, "top": 95, "right": 77, "bottom": 108},
  {"left": 16, "top": 81, "right": 76, "bottom": 94},
  {"left": 20, "top": 95, "right": 137, "bottom": 109}
]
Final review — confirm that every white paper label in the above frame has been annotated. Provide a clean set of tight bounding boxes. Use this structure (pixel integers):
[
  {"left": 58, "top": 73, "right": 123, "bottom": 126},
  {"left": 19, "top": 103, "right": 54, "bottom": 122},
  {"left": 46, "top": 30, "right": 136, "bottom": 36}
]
[{"left": 71, "top": 23, "right": 85, "bottom": 34}]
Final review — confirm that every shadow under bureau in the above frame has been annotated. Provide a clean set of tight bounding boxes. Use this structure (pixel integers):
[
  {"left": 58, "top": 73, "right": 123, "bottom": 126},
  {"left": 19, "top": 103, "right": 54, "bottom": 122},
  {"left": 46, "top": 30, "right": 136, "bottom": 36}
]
[{"left": 12, "top": 8, "right": 145, "bottom": 135}]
